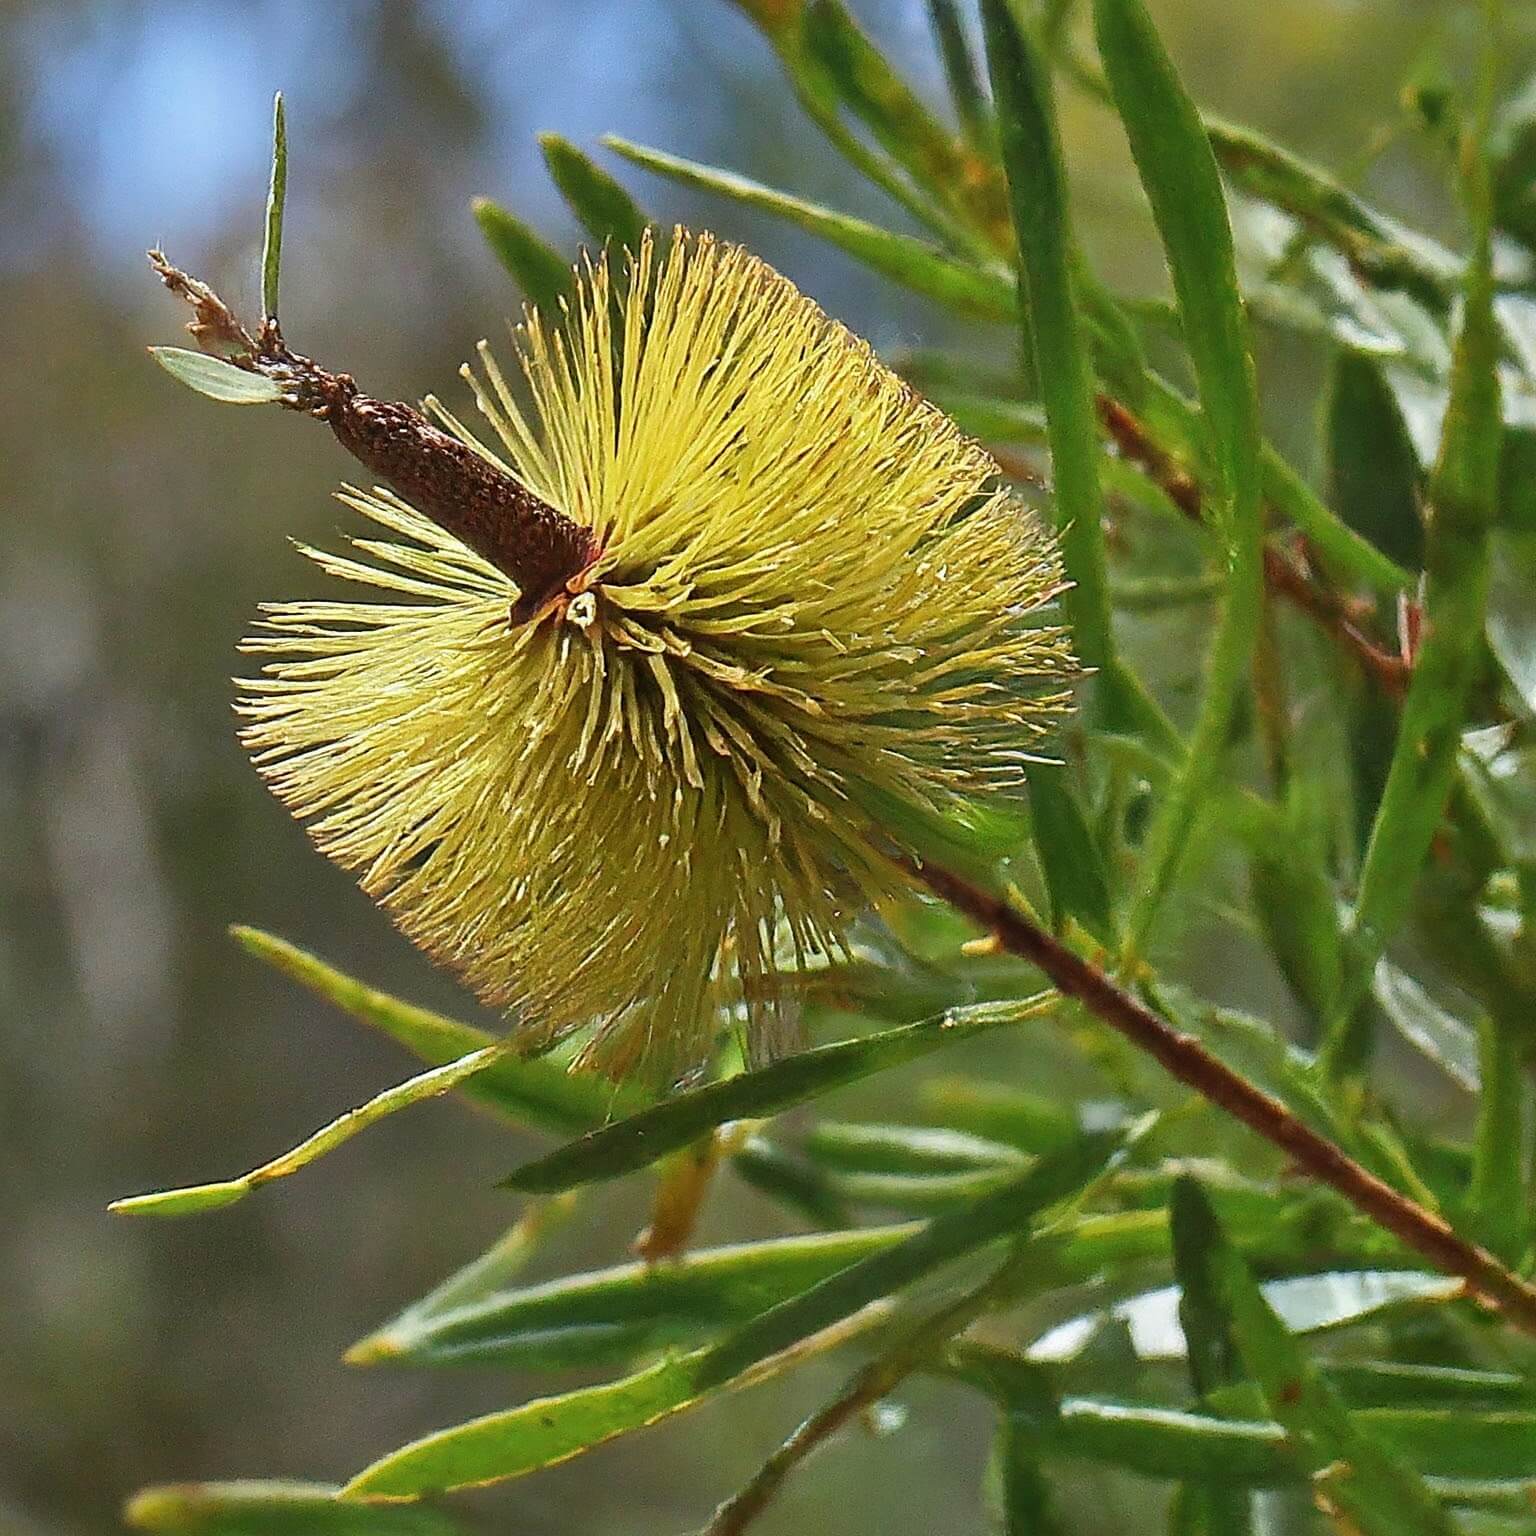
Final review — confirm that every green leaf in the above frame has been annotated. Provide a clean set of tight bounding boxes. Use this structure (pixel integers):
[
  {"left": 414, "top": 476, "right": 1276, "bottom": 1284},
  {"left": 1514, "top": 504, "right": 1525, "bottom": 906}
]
[
  {"left": 802, "top": 0, "right": 1007, "bottom": 246},
  {"left": 350, "top": 1225, "right": 916, "bottom": 1369},
  {"left": 926, "top": 0, "right": 993, "bottom": 153},
  {"left": 602, "top": 137, "right": 1016, "bottom": 320},
  {"left": 988, "top": 1412, "right": 1065, "bottom": 1536},
  {"left": 1325, "top": 110, "right": 1503, "bottom": 1078},
  {"left": 914, "top": 1077, "right": 1081, "bottom": 1155},
  {"left": 1207, "top": 118, "right": 1461, "bottom": 313},
  {"left": 344, "top": 1129, "right": 1128, "bottom": 1497},
  {"left": 261, "top": 92, "right": 287, "bottom": 320},
  {"left": 538, "top": 133, "right": 649, "bottom": 251},
  {"left": 730, "top": 0, "right": 983, "bottom": 253},
  {"left": 1027, "top": 1269, "right": 1459, "bottom": 1364},
  {"left": 1169, "top": 1177, "right": 1242, "bottom": 1398},
  {"left": 125, "top": 1482, "right": 464, "bottom": 1536},
  {"left": 150, "top": 348, "right": 285, "bottom": 405},
  {"left": 1026, "top": 761, "right": 1116, "bottom": 941},
  {"left": 470, "top": 197, "right": 572, "bottom": 316},
  {"left": 1093, "top": 0, "right": 1264, "bottom": 953},
  {"left": 1205, "top": 1184, "right": 1460, "bottom": 1536},
  {"left": 501, "top": 994, "right": 1056, "bottom": 1193},
  {"left": 1326, "top": 351, "right": 1426, "bottom": 574},
  {"left": 1468, "top": 1012, "right": 1530, "bottom": 1264},
  {"left": 1320, "top": 1361, "right": 1536, "bottom": 1411},
  {"left": 804, "top": 1122, "right": 1025, "bottom": 1175},
  {"left": 231, "top": 927, "right": 633, "bottom": 1135},
  {"left": 1372, "top": 960, "right": 1480, "bottom": 1092},
  {"left": 1170, "top": 1177, "right": 1252, "bottom": 1532},
  {"left": 981, "top": 0, "right": 1118, "bottom": 712},
  {"left": 110, "top": 1046, "right": 502, "bottom": 1218}
]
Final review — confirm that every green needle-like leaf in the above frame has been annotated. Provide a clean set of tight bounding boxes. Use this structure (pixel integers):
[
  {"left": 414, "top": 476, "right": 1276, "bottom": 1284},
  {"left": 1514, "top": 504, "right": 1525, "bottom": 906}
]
[
  {"left": 1199, "top": 1180, "right": 1459, "bottom": 1536},
  {"left": 538, "top": 133, "right": 649, "bottom": 251},
  {"left": 344, "top": 1129, "right": 1128, "bottom": 1498},
  {"left": 501, "top": 995, "right": 1057, "bottom": 1192},
  {"left": 1093, "top": 0, "right": 1264, "bottom": 955},
  {"left": 261, "top": 92, "right": 287, "bottom": 321},
  {"left": 470, "top": 196, "right": 572, "bottom": 315},
  {"left": 602, "top": 137, "right": 1016, "bottom": 319},
  {"left": 349, "top": 1225, "right": 917, "bottom": 1369},
  {"left": 231, "top": 927, "right": 635, "bottom": 1135},
  {"left": 1324, "top": 63, "right": 1503, "bottom": 1078},
  {"left": 125, "top": 1481, "right": 465, "bottom": 1536},
  {"left": 110, "top": 1046, "right": 504, "bottom": 1218}
]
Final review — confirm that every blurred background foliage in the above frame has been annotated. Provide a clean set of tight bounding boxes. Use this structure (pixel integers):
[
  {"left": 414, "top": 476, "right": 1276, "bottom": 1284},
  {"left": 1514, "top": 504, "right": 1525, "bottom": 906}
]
[{"left": 5, "top": 3, "right": 1536, "bottom": 1535}]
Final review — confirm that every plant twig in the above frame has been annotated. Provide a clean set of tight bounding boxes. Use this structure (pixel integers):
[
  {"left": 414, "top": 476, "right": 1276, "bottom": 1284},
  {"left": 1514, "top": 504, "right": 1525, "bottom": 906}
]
[
  {"left": 702, "top": 1245, "right": 1027, "bottom": 1536},
  {"left": 1094, "top": 395, "right": 1411, "bottom": 698},
  {"left": 149, "top": 252, "right": 599, "bottom": 623},
  {"left": 901, "top": 856, "right": 1536, "bottom": 1337}
]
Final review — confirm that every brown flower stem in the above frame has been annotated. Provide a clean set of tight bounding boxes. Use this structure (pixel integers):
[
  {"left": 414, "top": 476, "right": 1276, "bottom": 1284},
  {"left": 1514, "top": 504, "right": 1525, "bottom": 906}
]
[
  {"left": 1092, "top": 394, "right": 1411, "bottom": 699},
  {"left": 903, "top": 855, "right": 1536, "bottom": 1337},
  {"left": 149, "top": 251, "right": 597, "bottom": 622}
]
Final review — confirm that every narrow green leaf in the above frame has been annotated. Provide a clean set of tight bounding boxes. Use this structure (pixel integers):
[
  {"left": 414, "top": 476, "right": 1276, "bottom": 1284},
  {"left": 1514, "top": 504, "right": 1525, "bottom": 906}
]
[
  {"left": 728, "top": 1136, "right": 852, "bottom": 1228},
  {"left": 732, "top": 1, "right": 985, "bottom": 254},
  {"left": 802, "top": 0, "right": 1007, "bottom": 245},
  {"left": 1027, "top": 1269, "right": 1459, "bottom": 1364},
  {"left": 1094, "top": 0, "right": 1263, "bottom": 955},
  {"left": 915, "top": 1077, "right": 1081, "bottom": 1155},
  {"left": 1469, "top": 1012, "right": 1529, "bottom": 1264},
  {"left": 350, "top": 1225, "right": 916, "bottom": 1369},
  {"left": 982, "top": 0, "right": 1116, "bottom": 699},
  {"left": 1325, "top": 94, "right": 1503, "bottom": 1078},
  {"left": 150, "top": 348, "right": 285, "bottom": 405},
  {"left": 501, "top": 994, "right": 1056, "bottom": 1193},
  {"left": 261, "top": 92, "right": 287, "bottom": 320},
  {"left": 805, "top": 1122, "right": 1025, "bottom": 1175},
  {"left": 125, "top": 1481, "right": 464, "bottom": 1536},
  {"left": 344, "top": 1129, "right": 1127, "bottom": 1497},
  {"left": 110, "top": 1047, "right": 502, "bottom": 1218},
  {"left": 470, "top": 197, "right": 572, "bottom": 316},
  {"left": 1372, "top": 960, "right": 1480, "bottom": 1092},
  {"left": 1206, "top": 1187, "right": 1459, "bottom": 1536},
  {"left": 1025, "top": 760, "right": 1116, "bottom": 941},
  {"left": 926, "top": 0, "right": 993, "bottom": 153},
  {"left": 602, "top": 137, "right": 1016, "bottom": 319},
  {"left": 1171, "top": 1177, "right": 1252, "bottom": 1533},
  {"left": 988, "top": 1412, "right": 1066, "bottom": 1536},
  {"left": 1047, "top": 1398, "right": 1536, "bottom": 1488},
  {"left": 1312, "top": 1361, "right": 1536, "bottom": 1411},
  {"left": 1326, "top": 351, "right": 1426, "bottom": 574},
  {"left": 231, "top": 927, "right": 632, "bottom": 1135},
  {"left": 1207, "top": 118, "right": 1461, "bottom": 313},
  {"left": 538, "top": 133, "right": 649, "bottom": 251},
  {"left": 1169, "top": 1177, "right": 1241, "bottom": 1398}
]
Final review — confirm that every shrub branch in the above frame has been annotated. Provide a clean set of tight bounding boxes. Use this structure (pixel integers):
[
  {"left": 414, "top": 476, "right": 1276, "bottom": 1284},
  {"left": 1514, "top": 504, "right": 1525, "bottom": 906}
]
[{"left": 903, "top": 855, "right": 1536, "bottom": 1337}]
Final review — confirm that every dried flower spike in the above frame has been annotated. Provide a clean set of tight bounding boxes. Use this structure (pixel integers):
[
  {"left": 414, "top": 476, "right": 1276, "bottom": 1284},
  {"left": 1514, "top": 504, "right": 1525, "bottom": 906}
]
[{"left": 237, "top": 229, "right": 1074, "bottom": 1082}]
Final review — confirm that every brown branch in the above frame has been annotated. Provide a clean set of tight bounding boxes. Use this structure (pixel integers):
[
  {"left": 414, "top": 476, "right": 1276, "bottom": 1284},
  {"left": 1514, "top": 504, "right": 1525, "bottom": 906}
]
[
  {"left": 903, "top": 856, "right": 1536, "bottom": 1338},
  {"left": 149, "top": 251, "right": 598, "bottom": 624},
  {"left": 1091, "top": 395, "right": 1411, "bottom": 700}
]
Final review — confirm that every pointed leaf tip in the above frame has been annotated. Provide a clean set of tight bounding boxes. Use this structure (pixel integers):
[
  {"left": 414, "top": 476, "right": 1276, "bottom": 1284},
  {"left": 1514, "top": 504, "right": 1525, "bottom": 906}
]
[{"left": 262, "top": 90, "right": 288, "bottom": 320}]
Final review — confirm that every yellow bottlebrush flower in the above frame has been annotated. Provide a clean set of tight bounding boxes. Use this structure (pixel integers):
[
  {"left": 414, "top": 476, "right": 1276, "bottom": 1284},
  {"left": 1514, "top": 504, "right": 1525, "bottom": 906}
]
[{"left": 235, "top": 229, "right": 1074, "bottom": 1083}]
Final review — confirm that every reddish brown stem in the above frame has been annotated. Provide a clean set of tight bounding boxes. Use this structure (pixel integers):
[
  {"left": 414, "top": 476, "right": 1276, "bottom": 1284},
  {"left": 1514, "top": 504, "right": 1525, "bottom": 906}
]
[
  {"left": 1091, "top": 394, "right": 1410, "bottom": 699},
  {"left": 149, "top": 251, "right": 597, "bottom": 622},
  {"left": 905, "top": 856, "right": 1536, "bottom": 1337}
]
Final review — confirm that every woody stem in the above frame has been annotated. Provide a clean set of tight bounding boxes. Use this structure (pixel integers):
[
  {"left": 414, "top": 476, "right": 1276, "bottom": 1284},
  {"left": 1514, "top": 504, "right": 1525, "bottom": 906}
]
[
  {"left": 149, "top": 250, "right": 597, "bottom": 622},
  {"left": 903, "top": 855, "right": 1536, "bottom": 1336}
]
